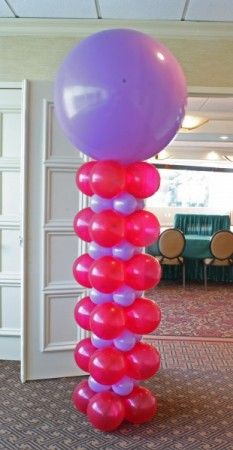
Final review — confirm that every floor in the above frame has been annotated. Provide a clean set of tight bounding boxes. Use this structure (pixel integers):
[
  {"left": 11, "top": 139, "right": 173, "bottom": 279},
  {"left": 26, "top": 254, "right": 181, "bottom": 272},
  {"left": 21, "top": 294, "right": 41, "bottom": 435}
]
[
  {"left": 147, "top": 281, "right": 233, "bottom": 339},
  {"left": 152, "top": 339, "right": 232, "bottom": 371},
  {"left": 1, "top": 282, "right": 232, "bottom": 450},
  {"left": 0, "top": 346, "right": 232, "bottom": 450}
]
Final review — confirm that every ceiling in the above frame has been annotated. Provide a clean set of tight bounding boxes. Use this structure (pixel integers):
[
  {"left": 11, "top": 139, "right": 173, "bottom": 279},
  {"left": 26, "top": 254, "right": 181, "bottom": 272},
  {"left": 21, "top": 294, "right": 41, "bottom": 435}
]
[
  {"left": 178, "top": 96, "right": 233, "bottom": 143},
  {"left": 161, "top": 95, "right": 233, "bottom": 166},
  {"left": 0, "top": 0, "right": 233, "bottom": 21},
  {"left": 0, "top": 1, "right": 232, "bottom": 166}
]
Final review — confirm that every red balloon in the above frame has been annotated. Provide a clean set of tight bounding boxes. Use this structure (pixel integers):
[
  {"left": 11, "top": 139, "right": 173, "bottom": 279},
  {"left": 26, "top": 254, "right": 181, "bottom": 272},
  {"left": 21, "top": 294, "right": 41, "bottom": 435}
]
[
  {"left": 125, "top": 297, "right": 161, "bottom": 334},
  {"left": 126, "top": 162, "right": 160, "bottom": 198},
  {"left": 76, "top": 161, "right": 96, "bottom": 196},
  {"left": 73, "top": 207, "right": 94, "bottom": 242},
  {"left": 72, "top": 254, "right": 94, "bottom": 288},
  {"left": 90, "top": 303, "right": 126, "bottom": 339},
  {"left": 90, "top": 210, "right": 125, "bottom": 247},
  {"left": 124, "top": 386, "right": 157, "bottom": 424},
  {"left": 89, "top": 256, "right": 124, "bottom": 293},
  {"left": 74, "top": 296, "right": 96, "bottom": 331},
  {"left": 89, "top": 347, "right": 127, "bottom": 385},
  {"left": 72, "top": 380, "right": 95, "bottom": 414},
  {"left": 74, "top": 338, "right": 97, "bottom": 372},
  {"left": 126, "top": 342, "right": 160, "bottom": 380},
  {"left": 90, "top": 160, "right": 126, "bottom": 198},
  {"left": 126, "top": 254, "right": 161, "bottom": 290},
  {"left": 126, "top": 210, "right": 160, "bottom": 247},
  {"left": 87, "top": 391, "right": 125, "bottom": 431}
]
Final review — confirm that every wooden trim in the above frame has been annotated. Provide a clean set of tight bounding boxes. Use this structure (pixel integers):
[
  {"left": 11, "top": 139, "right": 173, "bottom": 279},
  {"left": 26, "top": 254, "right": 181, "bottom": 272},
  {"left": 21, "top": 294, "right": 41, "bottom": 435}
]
[{"left": 0, "top": 18, "right": 232, "bottom": 40}]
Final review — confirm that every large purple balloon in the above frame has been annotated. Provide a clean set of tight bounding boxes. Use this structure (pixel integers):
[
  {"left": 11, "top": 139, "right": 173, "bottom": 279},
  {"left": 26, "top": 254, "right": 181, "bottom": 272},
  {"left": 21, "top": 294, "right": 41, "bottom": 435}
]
[{"left": 54, "top": 29, "right": 186, "bottom": 163}]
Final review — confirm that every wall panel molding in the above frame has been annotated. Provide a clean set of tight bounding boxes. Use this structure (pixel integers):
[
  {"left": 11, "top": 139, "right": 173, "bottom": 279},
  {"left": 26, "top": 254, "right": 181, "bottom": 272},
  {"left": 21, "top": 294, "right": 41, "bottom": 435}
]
[
  {"left": 45, "top": 166, "right": 78, "bottom": 226},
  {"left": 0, "top": 220, "right": 20, "bottom": 228},
  {"left": 42, "top": 291, "right": 88, "bottom": 352},
  {"left": 43, "top": 100, "right": 84, "bottom": 164},
  {"left": 0, "top": 274, "right": 20, "bottom": 285},
  {"left": 0, "top": 328, "right": 20, "bottom": 336},
  {"left": 44, "top": 230, "right": 81, "bottom": 289}
]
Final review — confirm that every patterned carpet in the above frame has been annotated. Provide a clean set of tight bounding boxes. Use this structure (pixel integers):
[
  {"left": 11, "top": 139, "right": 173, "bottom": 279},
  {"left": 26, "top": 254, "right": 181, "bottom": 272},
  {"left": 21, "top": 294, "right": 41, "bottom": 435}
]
[
  {"left": 150, "top": 340, "right": 233, "bottom": 371},
  {"left": 1, "top": 341, "right": 233, "bottom": 450},
  {"left": 147, "top": 282, "right": 233, "bottom": 339},
  {"left": 1, "top": 284, "right": 232, "bottom": 449}
]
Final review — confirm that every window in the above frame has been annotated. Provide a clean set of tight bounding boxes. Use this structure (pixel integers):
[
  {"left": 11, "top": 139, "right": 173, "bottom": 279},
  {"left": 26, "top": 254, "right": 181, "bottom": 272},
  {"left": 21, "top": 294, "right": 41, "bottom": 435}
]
[{"left": 146, "top": 166, "right": 233, "bottom": 210}]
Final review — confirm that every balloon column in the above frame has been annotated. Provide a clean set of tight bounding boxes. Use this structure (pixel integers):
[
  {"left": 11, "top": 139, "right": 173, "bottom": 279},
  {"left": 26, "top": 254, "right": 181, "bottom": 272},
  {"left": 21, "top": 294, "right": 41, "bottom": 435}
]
[{"left": 54, "top": 28, "right": 186, "bottom": 431}]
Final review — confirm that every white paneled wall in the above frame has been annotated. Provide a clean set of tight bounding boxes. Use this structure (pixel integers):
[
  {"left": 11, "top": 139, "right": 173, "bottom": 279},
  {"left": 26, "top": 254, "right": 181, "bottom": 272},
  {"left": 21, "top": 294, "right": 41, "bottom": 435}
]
[{"left": 0, "top": 88, "right": 22, "bottom": 360}]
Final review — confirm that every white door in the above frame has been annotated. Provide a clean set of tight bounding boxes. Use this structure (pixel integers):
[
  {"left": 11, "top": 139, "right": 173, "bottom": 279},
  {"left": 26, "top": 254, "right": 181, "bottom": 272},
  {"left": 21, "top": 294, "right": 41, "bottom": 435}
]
[
  {"left": 23, "top": 82, "right": 88, "bottom": 381},
  {"left": 0, "top": 87, "right": 22, "bottom": 361}
]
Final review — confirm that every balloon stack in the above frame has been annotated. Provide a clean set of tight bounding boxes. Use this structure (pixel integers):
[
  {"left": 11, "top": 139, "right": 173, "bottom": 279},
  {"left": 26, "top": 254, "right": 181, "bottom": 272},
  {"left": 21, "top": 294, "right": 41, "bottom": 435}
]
[
  {"left": 72, "top": 160, "right": 162, "bottom": 430},
  {"left": 54, "top": 28, "right": 187, "bottom": 432}
]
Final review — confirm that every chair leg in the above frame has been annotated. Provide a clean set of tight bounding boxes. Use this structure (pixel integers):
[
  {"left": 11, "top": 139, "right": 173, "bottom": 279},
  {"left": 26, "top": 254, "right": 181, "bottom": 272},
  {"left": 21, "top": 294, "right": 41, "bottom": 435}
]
[
  {"left": 182, "top": 264, "right": 185, "bottom": 289},
  {"left": 204, "top": 264, "right": 207, "bottom": 290}
]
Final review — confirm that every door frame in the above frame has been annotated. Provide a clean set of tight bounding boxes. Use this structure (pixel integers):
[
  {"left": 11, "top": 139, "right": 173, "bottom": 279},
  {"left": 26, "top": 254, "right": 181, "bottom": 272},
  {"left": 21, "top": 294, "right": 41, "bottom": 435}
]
[
  {"left": 20, "top": 80, "right": 29, "bottom": 383},
  {"left": 0, "top": 81, "right": 27, "bottom": 375}
]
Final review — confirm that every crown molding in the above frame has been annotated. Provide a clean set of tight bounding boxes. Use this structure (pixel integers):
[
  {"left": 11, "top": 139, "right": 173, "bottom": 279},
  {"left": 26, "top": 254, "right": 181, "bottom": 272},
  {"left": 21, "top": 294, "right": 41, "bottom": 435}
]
[
  {"left": 188, "top": 86, "right": 233, "bottom": 95},
  {"left": 0, "top": 18, "right": 232, "bottom": 40}
]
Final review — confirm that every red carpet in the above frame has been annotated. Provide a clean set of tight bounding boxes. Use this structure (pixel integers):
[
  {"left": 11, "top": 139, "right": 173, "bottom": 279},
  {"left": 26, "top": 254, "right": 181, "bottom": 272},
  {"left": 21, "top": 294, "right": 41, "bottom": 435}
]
[{"left": 146, "top": 282, "right": 233, "bottom": 340}]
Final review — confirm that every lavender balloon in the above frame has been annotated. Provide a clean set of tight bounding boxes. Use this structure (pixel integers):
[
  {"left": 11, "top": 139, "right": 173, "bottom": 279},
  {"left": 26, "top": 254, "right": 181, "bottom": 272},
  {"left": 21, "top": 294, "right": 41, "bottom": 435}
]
[
  {"left": 135, "top": 334, "right": 143, "bottom": 342},
  {"left": 91, "top": 333, "right": 113, "bottom": 349},
  {"left": 112, "top": 240, "right": 135, "bottom": 261},
  {"left": 112, "top": 376, "right": 134, "bottom": 396},
  {"left": 90, "top": 195, "right": 113, "bottom": 213},
  {"left": 90, "top": 288, "right": 113, "bottom": 304},
  {"left": 88, "top": 241, "right": 112, "bottom": 259},
  {"left": 88, "top": 376, "right": 111, "bottom": 393},
  {"left": 114, "top": 330, "right": 136, "bottom": 351},
  {"left": 113, "top": 285, "right": 136, "bottom": 306},
  {"left": 54, "top": 29, "right": 186, "bottom": 163},
  {"left": 137, "top": 199, "right": 146, "bottom": 210},
  {"left": 134, "top": 247, "right": 143, "bottom": 255},
  {"left": 113, "top": 193, "right": 137, "bottom": 215}
]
